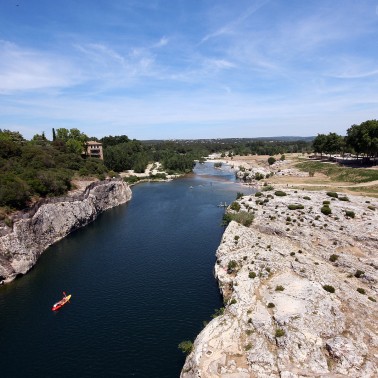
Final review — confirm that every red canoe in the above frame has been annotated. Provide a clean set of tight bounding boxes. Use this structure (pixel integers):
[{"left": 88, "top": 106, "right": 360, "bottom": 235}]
[{"left": 52, "top": 293, "right": 72, "bottom": 311}]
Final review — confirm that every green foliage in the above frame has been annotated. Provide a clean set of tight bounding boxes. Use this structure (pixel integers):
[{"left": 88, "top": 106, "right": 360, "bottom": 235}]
[
  {"left": 303, "top": 196, "right": 311, "bottom": 200},
  {"left": 249, "top": 272, "right": 256, "bottom": 279},
  {"left": 255, "top": 192, "right": 263, "bottom": 197},
  {"left": 236, "top": 192, "right": 244, "bottom": 199},
  {"left": 262, "top": 185, "right": 274, "bottom": 191},
  {"left": 267, "top": 302, "right": 275, "bottom": 308},
  {"left": 357, "top": 288, "right": 366, "bottom": 295},
  {"left": 280, "top": 154, "right": 285, "bottom": 161},
  {"left": 274, "top": 190, "right": 287, "bottom": 196},
  {"left": 329, "top": 254, "right": 339, "bottom": 262},
  {"left": 268, "top": 156, "right": 276, "bottom": 165},
  {"left": 339, "top": 196, "right": 350, "bottom": 202},
  {"left": 288, "top": 204, "right": 304, "bottom": 210},
  {"left": 254, "top": 172, "right": 265, "bottom": 180},
  {"left": 323, "top": 285, "right": 335, "bottom": 293},
  {"left": 178, "top": 340, "right": 193, "bottom": 355},
  {"left": 354, "top": 270, "right": 364, "bottom": 278},
  {"left": 321, "top": 206, "right": 332, "bottom": 215},
  {"left": 0, "top": 130, "right": 108, "bottom": 209},
  {"left": 245, "top": 343, "right": 253, "bottom": 351},
  {"left": 296, "top": 161, "right": 378, "bottom": 183},
  {"left": 368, "top": 296, "right": 376, "bottom": 302},
  {"left": 327, "top": 192, "right": 339, "bottom": 198},
  {"left": 346, "top": 120, "right": 378, "bottom": 158},
  {"left": 227, "top": 260, "right": 238, "bottom": 273},
  {"left": 275, "top": 329, "right": 285, "bottom": 337},
  {"left": 222, "top": 211, "right": 254, "bottom": 227},
  {"left": 230, "top": 201, "right": 241, "bottom": 212},
  {"left": 367, "top": 205, "right": 376, "bottom": 211},
  {"left": 275, "top": 285, "right": 284, "bottom": 291},
  {"left": 123, "top": 176, "right": 140, "bottom": 184},
  {"left": 344, "top": 210, "right": 355, "bottom": 218}
]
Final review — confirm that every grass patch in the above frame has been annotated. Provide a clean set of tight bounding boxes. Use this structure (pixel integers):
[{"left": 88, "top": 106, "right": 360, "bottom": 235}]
[{"left": 296, "top": 161, "right": 378, "bottom": 183}]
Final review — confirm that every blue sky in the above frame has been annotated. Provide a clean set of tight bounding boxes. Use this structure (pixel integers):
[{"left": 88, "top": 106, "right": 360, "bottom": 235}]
[{"left": 1, "top": 0, "right": 377, "bottom": 140}]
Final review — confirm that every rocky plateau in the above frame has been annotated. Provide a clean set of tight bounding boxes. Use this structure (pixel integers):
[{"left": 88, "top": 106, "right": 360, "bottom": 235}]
[{"left": 181, "top": 189, "right": 378, "bottom": 377}]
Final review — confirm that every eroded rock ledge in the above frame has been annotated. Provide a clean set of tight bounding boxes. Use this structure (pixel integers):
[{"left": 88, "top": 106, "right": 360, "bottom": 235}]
[
  {"left": 0, "top": 180, "right": 132, "bottom": 284},
  {"left": 181, "top": 189, "right": 378, "bottom": 377}
]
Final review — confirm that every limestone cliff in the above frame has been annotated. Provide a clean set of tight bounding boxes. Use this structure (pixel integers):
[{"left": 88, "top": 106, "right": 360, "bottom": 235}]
[
  {"left": 0, "top": 180, "right": 132, "bottom": 284},
  {"left": 181, "top": 189, "right": 378, "bottom": 377}
]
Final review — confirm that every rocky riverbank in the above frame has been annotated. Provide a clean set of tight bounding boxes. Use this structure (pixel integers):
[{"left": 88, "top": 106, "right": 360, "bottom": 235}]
[
  {"left": 181, "top": 189, "right": 378, "bottom": 377},
  {"left": 0, "top": 179, "right": 132, "bottom": 284}
]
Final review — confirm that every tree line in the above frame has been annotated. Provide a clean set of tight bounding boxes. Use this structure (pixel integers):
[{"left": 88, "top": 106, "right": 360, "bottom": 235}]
[{"left": 312, "top": 120, "right": 378, "bottom": 162}]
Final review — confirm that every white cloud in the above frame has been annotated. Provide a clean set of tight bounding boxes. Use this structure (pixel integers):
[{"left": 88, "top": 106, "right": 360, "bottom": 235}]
[{"left": 0, "top": 40, "right": 79, "bottom": 93}]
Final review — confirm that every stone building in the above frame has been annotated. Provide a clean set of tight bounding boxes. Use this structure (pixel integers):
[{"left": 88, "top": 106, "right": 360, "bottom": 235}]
[{"left": 85, "top": 141, "right": 103, "bottom": 159}]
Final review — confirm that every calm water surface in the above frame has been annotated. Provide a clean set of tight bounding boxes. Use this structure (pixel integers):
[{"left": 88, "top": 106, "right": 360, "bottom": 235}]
[{"left": 0, "top": 163, "right": 252, "bottom": 378}]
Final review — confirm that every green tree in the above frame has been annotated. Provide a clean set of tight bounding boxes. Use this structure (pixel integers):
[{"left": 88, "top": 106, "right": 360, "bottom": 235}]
[
  {"left": 267, "top": 156, "right": 276, "bottom": 165},
  {"left": 312, "top": 134, "right": 327, "bottom": 157}
]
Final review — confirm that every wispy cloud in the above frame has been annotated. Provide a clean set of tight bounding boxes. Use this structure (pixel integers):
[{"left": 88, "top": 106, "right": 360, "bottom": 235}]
[
  {"left": 0, "top": 40, "right": 79, "bottom": 93},
  {"left": 200, "top": 0, "right": 270, "bottom": 43}
]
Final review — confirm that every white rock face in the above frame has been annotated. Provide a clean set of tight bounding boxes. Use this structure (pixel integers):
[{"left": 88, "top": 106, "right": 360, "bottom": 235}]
[
  {"left": 181, "top": 189, "right": 378, "bottom": 377},
  {"left": 0, "top": 180, "right": 132, "bottom": 283}
]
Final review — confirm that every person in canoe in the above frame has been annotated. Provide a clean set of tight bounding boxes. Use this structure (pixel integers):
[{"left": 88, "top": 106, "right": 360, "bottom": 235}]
[{"left": 51, "top": 291, "right": 72, "bottom": 311}]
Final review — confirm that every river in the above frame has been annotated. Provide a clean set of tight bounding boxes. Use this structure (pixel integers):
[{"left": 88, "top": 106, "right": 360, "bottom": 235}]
[{"left": 0, "top": 162, "right": 253, "bottom": 378}]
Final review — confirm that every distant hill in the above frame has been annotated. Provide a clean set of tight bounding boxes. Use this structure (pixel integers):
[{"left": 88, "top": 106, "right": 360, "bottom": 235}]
[{"left": 142, "top": 136, "right": 315, "bottom": 144}]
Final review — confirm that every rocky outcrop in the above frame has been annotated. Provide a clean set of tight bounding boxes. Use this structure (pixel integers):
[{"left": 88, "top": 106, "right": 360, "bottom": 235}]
[
  {"left": 0, "top": 180, "right": 132, "bottom": 284},
  {"left": 181, "top": 189, "right": 378, "bottom": 377}
]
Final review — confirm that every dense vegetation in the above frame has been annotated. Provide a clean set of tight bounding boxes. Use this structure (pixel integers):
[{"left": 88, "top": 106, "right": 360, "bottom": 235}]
[
  {"left": 0, "top": 129, "right": 107, "bottom": 210},
  {"left": 312, "top": 120, "right": 378, "bottom": 162},
  {"left": 1, "top": 119, "right": 375, "bottom": 211}
]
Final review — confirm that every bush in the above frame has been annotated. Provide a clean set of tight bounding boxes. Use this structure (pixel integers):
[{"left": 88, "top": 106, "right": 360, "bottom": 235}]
[
  {"left": 275, "top": 285, "right": 284, "bottom": 291},
  {"left": 123, "top": 175, "right": 140, "bottom": 184},
  {"left": 357, "top": 288, "right": 366, "bottom": 295},
  {"left": 288, "top": 204, "right": 304, "bottom": 210},
  {"left": 267, "top": 302, "right": 275, "bottom": 308},
  {"left": 345, "top": 210, "right": 355, "bottom": 218},
  {"left": 329, "top": 254, "right": 339, "bottom": 262},
  {"left": 230, "top": 201, "right": 241, "bottom": 212},
  {"left": 249, "top": 272, "right": 256, "bottom": 279},
  {"left": 323, "top": 201, "right": 330, "bottom": 205},
  {"left": 327, "top": 192, "right": 338, "bottom": 198},
  {"left": 227, "top": 260, "right": 238, "bottom": 273},
  {"left": 321, "top": 206, "right": 332, "bottom": 215},
  {"left": 275, "top": 329, "right": 285, "bottom": 337},
  {"left": 236, "top": 192, "right": 244, "bottom": 199},
  {"left": 339, "top": 196, "right": 350, "bottom": 202},
  {"left": 368, "top": 297, "right": 376, "bottom": 302},
  {"left": 178, "top": 340, "right": 193, "bottom": 355},
  {"left": 367, "top": 205, "right": 376, "bottom": 211},
  {"left": 223, "top": 211, "right": 254, "bottom": 227},
  {"left": 274, "top": 191, "right": 287, "bottom": 196},
  {"left": 303, "top": 196, "right": 311, "bottom": 200},
  {"left": 255, "top": 192, "right": 263, "bottom": 197},
  {"left": 323, "top": 285, "right": 335, "bottom": 293},
  {"left": 354, "top": 270, "right": 364, "bottom": 278}
]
